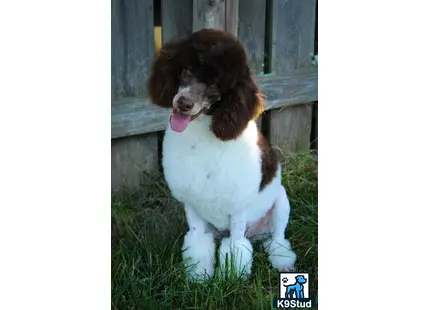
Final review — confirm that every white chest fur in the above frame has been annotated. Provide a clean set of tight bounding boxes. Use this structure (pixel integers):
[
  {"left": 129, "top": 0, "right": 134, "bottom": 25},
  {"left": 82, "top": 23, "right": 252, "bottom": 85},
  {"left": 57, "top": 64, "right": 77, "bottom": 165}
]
[{"left": 162, "top": 115, "right": 281, "bottom": 230}]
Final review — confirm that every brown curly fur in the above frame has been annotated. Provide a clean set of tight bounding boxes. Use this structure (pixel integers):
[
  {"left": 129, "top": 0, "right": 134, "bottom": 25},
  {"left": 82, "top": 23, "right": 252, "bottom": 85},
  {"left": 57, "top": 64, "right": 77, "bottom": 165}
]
[
  {"left": 257, "top": 132, "right": 279, "bottom": 191},
  {"left": 148, "top": 29, "right": 264, "bottom": 141}
]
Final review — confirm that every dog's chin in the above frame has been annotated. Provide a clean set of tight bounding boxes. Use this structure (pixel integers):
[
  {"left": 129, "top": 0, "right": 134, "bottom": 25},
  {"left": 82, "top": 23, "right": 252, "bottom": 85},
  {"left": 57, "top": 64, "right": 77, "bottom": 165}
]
[{"left": 169, "top": 108, "right": 206, "bottom": 132}]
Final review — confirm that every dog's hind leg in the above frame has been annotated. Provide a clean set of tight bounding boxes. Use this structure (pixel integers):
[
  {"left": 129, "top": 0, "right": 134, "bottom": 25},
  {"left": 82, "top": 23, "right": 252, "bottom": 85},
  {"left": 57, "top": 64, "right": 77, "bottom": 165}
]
[
  {"left": 286, "top": 286, "right": 294, "bottom": 298},
  {"left": 263, "top": 186, "right": 296, "bottom": 271},
  {"left": 182, "top": 205, "right": 215, "bottom": 282}
]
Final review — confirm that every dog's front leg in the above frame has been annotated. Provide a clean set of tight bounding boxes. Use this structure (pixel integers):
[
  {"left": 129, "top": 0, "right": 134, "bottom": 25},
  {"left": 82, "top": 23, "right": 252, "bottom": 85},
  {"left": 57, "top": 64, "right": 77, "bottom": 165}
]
[
  {"left": 182, "top": 205, "right": 215, "bottom": 281},
  {"left": 298, "top": 288, "right": 304, "bottom": 298},
  {"left": 219, "top": 210, "right": 253, "bottom": 279}
]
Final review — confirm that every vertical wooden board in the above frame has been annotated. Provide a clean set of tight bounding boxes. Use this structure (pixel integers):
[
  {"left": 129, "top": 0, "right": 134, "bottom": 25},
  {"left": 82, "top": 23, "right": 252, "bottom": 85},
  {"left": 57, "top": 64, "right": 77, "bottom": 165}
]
[
  {"left": 111, "top": 0, "right": 125, "bottom": 99},
  {"left": 193, "top": 0, "right": 226, "bottom": 31},
  {"left": 112, "top": 133, "right": 159, "bottom": 190},
  {"left": 269, "top": 102, "right": 314, "bottom": 153},
  {"left": 161, "top": 0, "right": 193, "bottom": 42},
  {"left": 268, "top": 0, "right": 317, "bottom": 154},
  {"left": 226, "top": 0, "right": 239, "bottom": 37},
  {"left": 123, "top": 0, "right": 155, "bottom": 97},
  {"left": 111, "top": 0, "right": 155, "bottom": 99},
  {"left": 270, "top": 105, "right": 312, "bottom": 154},
  {"left": 238, "top": 0, "right": 266, "bottom": 74},
  {"left": 271, "top": 0, "right": 316, "bottom": 73}
]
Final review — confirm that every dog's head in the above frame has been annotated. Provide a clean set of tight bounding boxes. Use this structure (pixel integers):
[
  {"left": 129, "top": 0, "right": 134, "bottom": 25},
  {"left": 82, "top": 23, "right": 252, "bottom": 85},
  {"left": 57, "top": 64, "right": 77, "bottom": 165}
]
[
  {"left": 148, "top": 29, "right": 264, "bottom": 140},
  {"left": 295, "top": 275, "right": 307, "bottom": 284}
]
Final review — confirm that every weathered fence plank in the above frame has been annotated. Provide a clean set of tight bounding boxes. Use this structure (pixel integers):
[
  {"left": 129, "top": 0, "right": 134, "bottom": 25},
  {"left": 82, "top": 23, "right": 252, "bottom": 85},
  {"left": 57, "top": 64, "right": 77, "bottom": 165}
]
[
  {"left": 270, "top": 104, "right": 313, "bottom": 154},
  {"left": 258, "top": 72, "right": 317, "bottom": 110},
  {"left": 123, "top": 0, "right": 154, "bottom": 97},
  {"left": 112, "top": 134, "right": 159, "bottom": 190},
  {"left": 268, "top": 0, "right": 317, "bottom": 154},
  {"left": 270, "top": 0, "right": 316, "bottom": 73},
  {"left": 193, "top": 0, "right": 226, "bottom": 31},
  {"left": 161, "top": 0, "right": 193, "bottom": 42},
  {"left": 111, "top": 0, "right": 155, "bottom": 99},
  {"left": 238, "top": 0, "right": 266, "bottom": 75},
  {"left": 111, "top": 0, "right": 158, "bottom": 190},
  {"left": 111, "top": 71, "right": 317, "bottom": 139},
  {"left": 111, "top": 0, "right": 125, "bottom": 99},
  {"left": 226, "top": 0, "right": 239, "bottom": 36}
]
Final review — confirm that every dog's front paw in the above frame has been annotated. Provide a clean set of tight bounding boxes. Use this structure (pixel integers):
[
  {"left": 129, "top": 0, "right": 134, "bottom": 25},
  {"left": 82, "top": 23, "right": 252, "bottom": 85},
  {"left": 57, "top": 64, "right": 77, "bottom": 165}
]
[
  {"left": 182, "top": 231, "right": 215, "bottom": 282},
  {"left": 218, "top": 237, "right": 253, "bottom": 279},
  {"left": 264, "top": 239, "right": 296, "bottom": 272}
]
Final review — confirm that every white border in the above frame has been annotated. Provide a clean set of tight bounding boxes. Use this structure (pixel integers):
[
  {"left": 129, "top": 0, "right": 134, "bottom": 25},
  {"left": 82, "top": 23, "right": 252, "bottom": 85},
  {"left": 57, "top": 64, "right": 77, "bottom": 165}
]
[
  {"left": 0, "top": 1, "right": 110, "bottom": 309},
  {"left": 319, "top": 1, "right": 430, "bottom": 309}
]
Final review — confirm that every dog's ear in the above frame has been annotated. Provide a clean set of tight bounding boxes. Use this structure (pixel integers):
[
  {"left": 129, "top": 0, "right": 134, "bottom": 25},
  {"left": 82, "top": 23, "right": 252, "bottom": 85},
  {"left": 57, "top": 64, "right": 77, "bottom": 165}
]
[
  {"left": 211, "top": 77, "right": 264, "bottom": 141},
  {"left": 148, "top": 39, "right": 184, "bottom": 108}
]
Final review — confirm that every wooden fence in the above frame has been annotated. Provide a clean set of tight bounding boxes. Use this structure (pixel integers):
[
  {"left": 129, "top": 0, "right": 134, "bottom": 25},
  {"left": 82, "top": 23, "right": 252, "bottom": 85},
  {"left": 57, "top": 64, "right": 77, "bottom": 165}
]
[{"left": 111, "top": 0, "right": 318, "bottom": 190}]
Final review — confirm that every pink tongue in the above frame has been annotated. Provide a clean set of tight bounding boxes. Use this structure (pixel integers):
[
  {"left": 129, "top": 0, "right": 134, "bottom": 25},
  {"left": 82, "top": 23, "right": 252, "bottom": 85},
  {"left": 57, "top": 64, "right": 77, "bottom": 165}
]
[{"left": 170, "top": 112, "right": 192, "bottom": 132}]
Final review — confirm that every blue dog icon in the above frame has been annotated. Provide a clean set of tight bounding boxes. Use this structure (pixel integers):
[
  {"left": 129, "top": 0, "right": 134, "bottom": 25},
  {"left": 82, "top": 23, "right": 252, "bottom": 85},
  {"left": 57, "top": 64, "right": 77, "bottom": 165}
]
[{"left": 282, "top": 275, "right": 307, "bottom": 298}]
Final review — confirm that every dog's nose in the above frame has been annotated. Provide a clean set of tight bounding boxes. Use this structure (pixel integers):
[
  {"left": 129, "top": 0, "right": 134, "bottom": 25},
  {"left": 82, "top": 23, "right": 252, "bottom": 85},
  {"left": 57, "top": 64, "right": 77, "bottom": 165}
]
[{"left": 177, "top": 96, "right": 193, "bottom": 112}]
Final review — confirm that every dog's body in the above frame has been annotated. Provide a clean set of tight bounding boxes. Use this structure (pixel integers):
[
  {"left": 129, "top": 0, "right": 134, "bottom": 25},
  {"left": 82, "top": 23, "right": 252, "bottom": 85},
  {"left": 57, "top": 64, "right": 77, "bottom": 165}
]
[
  {"left": 164, "top": 116, "right": 279, "bottom": 232},
  {"left": 148, "top": 29, "right": 296, "bottom": 281}
]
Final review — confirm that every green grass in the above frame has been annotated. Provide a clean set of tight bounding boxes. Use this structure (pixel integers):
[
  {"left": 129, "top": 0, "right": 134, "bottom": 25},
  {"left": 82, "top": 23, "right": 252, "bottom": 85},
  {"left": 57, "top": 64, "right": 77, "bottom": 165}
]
[{"left": 111, "top": 152, "right": 318, "bottom": 310}]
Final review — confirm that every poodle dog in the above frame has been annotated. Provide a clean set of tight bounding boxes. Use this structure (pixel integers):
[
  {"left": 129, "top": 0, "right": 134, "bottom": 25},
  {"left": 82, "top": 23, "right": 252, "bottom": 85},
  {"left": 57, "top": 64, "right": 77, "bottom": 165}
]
[{"left": 148, "top": 29, "right": 296, "bottom": 281}]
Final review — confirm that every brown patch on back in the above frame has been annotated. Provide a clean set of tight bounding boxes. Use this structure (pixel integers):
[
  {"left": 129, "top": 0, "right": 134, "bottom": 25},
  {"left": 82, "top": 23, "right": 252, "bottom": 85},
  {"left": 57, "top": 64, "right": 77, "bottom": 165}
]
[{"left": 257, "top": 132, "right": 278, "bottom": 191}]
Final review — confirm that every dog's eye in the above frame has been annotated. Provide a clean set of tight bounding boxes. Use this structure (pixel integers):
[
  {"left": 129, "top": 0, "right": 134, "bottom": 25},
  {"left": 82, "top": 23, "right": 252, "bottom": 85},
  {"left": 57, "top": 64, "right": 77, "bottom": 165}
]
[{"left": 206, "top": 86, "right": 220, "bottom": 101}]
